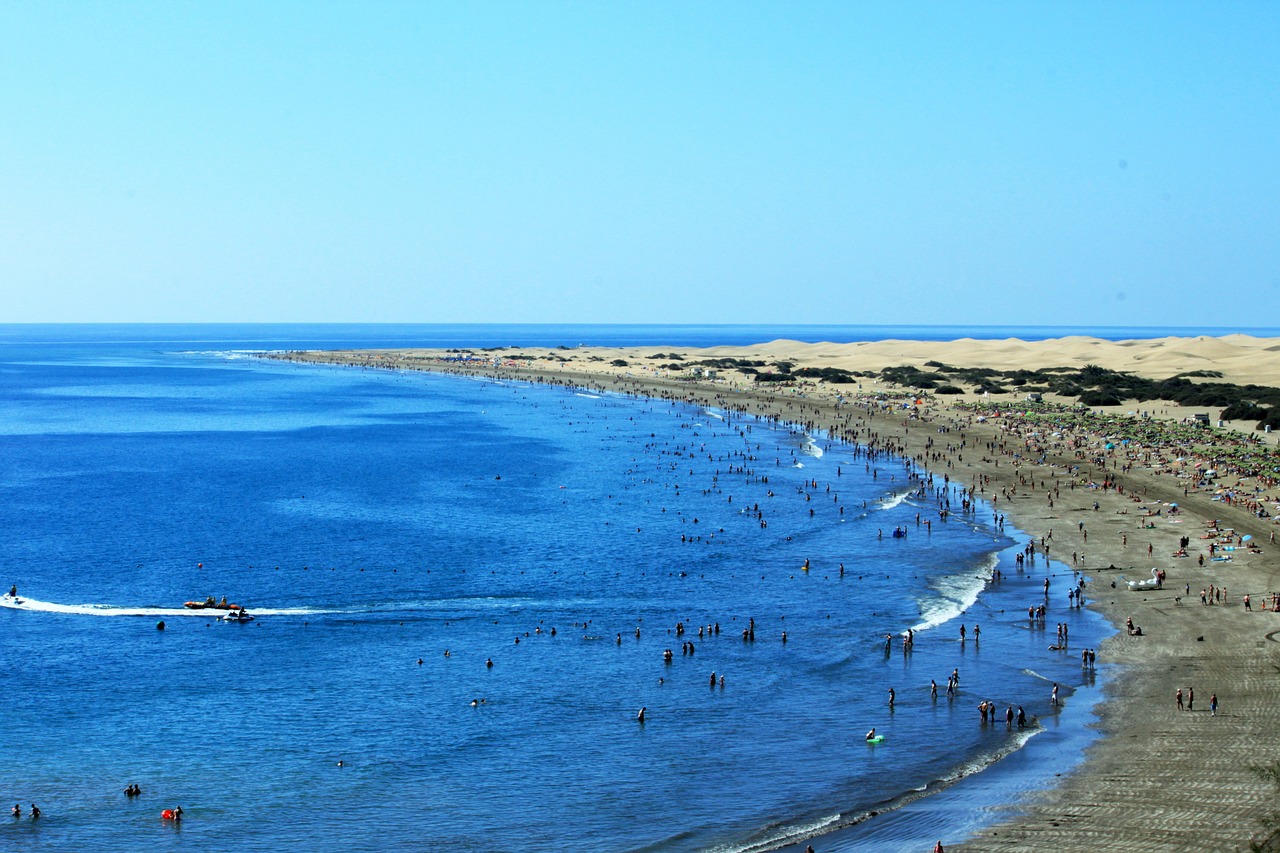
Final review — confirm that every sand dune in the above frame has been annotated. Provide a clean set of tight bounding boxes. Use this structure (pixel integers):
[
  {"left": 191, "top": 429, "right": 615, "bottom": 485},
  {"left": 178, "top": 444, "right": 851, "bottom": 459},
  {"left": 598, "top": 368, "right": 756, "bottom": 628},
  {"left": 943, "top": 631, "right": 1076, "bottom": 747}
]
[{"left": 559, "top": 335, "right": 1280, "bottom": 387}]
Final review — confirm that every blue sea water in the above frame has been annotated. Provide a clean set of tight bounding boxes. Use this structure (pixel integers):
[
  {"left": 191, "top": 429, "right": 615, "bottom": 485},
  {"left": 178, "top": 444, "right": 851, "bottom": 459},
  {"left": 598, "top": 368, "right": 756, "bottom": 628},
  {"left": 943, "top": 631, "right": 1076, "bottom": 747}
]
[{"left": 0, "top": 325, "right": 1144, "bottom": 851}]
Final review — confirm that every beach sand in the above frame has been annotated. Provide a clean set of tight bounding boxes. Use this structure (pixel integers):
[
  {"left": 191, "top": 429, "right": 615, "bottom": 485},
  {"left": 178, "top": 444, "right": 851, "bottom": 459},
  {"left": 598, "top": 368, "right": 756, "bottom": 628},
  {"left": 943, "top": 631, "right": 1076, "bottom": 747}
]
[{"left": 267, "top": 336, "right": 1280, "bottom": 852}]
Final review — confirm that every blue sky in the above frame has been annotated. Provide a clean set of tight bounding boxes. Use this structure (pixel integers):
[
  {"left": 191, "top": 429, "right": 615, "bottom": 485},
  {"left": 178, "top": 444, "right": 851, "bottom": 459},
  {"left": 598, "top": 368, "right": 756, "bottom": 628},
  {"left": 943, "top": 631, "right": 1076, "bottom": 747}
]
[{"left": 2, "top": 2, "right": 1277, "bottom": 325}]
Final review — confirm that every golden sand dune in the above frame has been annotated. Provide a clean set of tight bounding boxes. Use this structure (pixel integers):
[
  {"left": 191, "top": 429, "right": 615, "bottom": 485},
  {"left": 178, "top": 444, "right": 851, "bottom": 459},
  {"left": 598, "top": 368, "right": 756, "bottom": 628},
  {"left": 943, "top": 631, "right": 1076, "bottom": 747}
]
[{"left": 651, "top": 335, "right": 1280, "bottom": 387}]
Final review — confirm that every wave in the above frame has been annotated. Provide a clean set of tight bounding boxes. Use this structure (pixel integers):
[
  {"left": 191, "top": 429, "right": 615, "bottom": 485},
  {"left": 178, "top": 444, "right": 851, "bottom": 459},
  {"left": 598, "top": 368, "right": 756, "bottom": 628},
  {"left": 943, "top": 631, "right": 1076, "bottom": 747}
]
[
  {"left": 714, "top": 725, "right": 1047, "bottom": 853},
  {"left": 706, "top": 812, "right": 844, "bottom": 853},
  {"left": 908, "top": 550, "right": 998, "bottom": 633},
  {"left": 184, "top": 349, "right": 272, "bottom": 361},
  {"left": 877, "top": 489, "right": 915, "bottom": 512}
]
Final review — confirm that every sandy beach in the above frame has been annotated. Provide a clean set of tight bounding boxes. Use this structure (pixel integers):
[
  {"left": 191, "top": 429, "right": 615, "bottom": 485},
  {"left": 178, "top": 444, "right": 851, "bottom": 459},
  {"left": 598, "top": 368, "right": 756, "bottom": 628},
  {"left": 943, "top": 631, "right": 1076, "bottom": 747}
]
[{"left": 267, "top": 335, "right": 1280, "bottom": 852}]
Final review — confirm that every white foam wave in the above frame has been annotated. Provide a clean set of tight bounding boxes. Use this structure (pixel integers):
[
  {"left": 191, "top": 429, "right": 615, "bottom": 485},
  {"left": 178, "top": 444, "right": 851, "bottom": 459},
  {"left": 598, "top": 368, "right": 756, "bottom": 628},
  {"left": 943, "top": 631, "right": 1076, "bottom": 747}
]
[
  {"left": 877, "top": 489, "right": 913, "bottom": 511},
  {"left": 704, "top": 812, "right": 843, "bottom": 853},
  {"left": 708, "top": 723, "right": 1046, "bottom": 853},
  {"left": 909, "top": 551, "right": 998, "bottom": 633}
]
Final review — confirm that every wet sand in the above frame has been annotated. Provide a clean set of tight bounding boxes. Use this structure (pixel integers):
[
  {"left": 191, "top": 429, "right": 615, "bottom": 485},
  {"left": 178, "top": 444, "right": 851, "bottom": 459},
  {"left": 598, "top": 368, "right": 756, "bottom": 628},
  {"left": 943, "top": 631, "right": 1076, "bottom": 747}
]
[{"left": 265, "top": 338, "right": 1280, "bottom": 851}]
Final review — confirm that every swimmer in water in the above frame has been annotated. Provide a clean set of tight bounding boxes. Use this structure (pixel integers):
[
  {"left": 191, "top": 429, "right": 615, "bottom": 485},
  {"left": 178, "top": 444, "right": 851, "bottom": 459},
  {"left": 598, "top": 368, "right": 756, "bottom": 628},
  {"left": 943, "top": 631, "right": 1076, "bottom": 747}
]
[{"left": 865, "top": 727, "right": 876, "bottom": 741}]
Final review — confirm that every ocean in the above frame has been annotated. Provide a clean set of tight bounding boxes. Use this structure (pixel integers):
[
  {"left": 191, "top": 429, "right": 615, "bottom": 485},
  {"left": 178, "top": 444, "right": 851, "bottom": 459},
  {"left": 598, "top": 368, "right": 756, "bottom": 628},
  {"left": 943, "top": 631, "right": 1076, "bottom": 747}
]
[{"left": 0, "top": 323, "right": 1219, "bottom": 851}]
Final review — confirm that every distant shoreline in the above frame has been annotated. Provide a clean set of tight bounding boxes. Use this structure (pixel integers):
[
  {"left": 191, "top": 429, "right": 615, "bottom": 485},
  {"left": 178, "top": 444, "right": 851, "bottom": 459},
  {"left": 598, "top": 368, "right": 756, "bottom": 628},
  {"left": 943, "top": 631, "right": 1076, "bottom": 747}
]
[{"left": 265, "top": 337, "right": 1280, "bottom": 852}]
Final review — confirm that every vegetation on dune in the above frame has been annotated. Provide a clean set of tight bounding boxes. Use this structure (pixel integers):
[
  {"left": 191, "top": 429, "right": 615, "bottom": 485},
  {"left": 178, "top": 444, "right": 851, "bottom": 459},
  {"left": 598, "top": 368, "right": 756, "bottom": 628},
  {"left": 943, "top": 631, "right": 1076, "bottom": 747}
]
[
  {"left": 877, "top": 362, "right": 1280, "bottom": 430},
  {"left": 792, "top": 366, "right": 858, "bottom": 383},
  {"left": 604, "top": 351, "right": 1277, "bottom": 430}
]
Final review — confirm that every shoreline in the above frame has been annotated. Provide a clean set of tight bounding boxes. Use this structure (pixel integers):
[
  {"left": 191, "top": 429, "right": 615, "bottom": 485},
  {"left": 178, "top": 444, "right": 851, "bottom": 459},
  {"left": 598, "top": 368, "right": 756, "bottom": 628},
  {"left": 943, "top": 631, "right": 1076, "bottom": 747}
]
[{"left": 263, "top": 339, "right": 1280, "bottom": 851}]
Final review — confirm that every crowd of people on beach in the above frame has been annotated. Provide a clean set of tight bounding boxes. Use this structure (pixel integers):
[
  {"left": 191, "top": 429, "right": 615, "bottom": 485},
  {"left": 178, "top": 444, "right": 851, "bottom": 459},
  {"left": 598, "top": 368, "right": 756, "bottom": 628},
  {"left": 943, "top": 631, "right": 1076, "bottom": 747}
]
[{"left": 259, "top": 347, "right": 1280, "bottom": 852}]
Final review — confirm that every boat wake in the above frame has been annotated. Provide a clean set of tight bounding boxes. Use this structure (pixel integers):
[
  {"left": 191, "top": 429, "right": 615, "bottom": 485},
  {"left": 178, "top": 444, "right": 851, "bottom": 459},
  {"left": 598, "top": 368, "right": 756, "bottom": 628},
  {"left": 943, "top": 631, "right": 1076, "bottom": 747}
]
[{"left": 0, "top": 596, "right": 328, "bottom": 618}]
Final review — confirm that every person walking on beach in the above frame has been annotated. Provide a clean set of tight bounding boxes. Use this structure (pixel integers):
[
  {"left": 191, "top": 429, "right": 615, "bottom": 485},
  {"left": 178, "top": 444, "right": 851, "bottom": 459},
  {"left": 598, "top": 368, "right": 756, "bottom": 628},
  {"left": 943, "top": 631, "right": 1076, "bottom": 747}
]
[
  {"left": 1176, "top": 687, "right": 1183, "bottom": 710},
  {"left": 1187, "top": 686, "right": 1194, "bottom": 711},
  {"left": 1210, "top": 693, "right": 1218, "bottom": 716}
]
